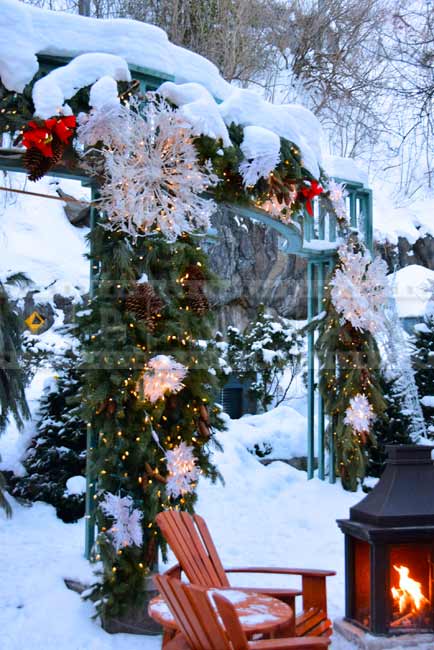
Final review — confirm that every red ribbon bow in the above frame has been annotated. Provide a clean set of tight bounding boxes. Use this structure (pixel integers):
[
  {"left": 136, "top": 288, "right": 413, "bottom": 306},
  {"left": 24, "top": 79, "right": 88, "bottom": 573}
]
[
  {"left": 298, "top": 180, "right": 323, "bottom": 216},
  {"left": 22, "top": 115, "right": 76, "bottom": 157}
]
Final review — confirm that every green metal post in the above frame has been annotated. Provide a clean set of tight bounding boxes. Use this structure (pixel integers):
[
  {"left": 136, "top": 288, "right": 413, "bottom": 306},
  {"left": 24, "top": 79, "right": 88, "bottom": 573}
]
[
  {"left": 349, "top": 191, "right": 357, "bottom": 229},
  {"left": 365, "top": 190, "right": 373, "bottom": 252},
  {"left": 327, "top": 258, "right": 336, "bottom": 484},
  {"left": 307, "top": 261, "right": 315, "bottom": 479},
  {"left": 84, "top": 187, "right": 98, "bottom": 560},
  {"left": 317, "top": 261, "right": 325, "bottom": 480}
]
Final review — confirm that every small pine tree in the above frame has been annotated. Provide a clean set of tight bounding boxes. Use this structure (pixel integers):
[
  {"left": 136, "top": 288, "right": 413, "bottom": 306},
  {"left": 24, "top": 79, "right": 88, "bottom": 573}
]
[
  {"left": 0, "top": 275, "right": 30, "bottom": 515},
  {"left": 225, "top": 305, "right": 303, "bottom": 412},
  {"left": 366, "top": 374, "right": 413, "bottom": 478},
  {"left": 413, "top": 315, "right": 434, "bottom": 438},
  {"left": 10, "top": 350, "right": 86, "bottom": 523}
]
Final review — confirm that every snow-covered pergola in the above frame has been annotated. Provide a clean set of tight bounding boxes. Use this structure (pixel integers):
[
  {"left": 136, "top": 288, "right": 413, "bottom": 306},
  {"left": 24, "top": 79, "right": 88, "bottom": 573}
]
[{"left": 0, "top": 0, "right": 373, "bottom": 558}]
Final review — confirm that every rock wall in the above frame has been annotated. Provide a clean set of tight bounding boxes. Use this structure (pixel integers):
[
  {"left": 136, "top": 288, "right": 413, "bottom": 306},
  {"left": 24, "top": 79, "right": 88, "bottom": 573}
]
[{"left": 205, "top": 207, "right": 308, "bottom": 330}]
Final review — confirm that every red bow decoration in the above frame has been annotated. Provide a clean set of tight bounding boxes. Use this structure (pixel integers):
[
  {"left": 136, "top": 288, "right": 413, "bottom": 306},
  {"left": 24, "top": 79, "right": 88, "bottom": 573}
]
[
  {"left": 22, "top": 116, "right": 76, "bottom": 158},
  {"left": 298, "top": 180, "right": 323, "bottom": 216}
]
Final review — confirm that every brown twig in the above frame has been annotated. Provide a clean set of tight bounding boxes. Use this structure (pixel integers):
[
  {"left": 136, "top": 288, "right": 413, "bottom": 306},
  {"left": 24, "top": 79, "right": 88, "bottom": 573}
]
[{"left": 0, "top": 184, "right": 96, "bottom": 206}]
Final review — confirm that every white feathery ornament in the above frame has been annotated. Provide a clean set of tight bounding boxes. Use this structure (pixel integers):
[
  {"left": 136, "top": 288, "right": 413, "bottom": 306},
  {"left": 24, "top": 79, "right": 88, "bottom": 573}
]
[
  {"left": 100, "top": 492, "right": 143, "bottom": 551},
  {"left": 327, "top": 180, "right": 348, "bottom": 221},
  {"left": 165, "top": 442, "right": 200, "bottom": 498},
  {"left": 331, "top": 245, "right": 389, "bottom": 334},
  {"left": 77, "top": 103, "right": 127, "bottom": 150},
  {"left": 344, "top": 394, "right": 375, "bottom": 433},
  {"left": 239, "top": 125, "right": 281, "bottom": 187},
  {"left": 80, "top": 96, "right": 217, "bottom": 241},
  {"left": 140, "top": 355, "right": 187, "bottom": 403}
]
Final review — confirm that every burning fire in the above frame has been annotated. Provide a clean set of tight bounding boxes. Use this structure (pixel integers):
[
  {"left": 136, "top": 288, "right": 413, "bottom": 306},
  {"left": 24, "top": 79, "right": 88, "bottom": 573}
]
[{"left": 391, "top": 565, "right": 430, "bottom": 618}]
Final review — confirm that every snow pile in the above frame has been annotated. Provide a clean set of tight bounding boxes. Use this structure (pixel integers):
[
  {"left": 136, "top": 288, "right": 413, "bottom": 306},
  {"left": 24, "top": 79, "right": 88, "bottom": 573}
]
[
  {"left": 0, "top": 173, "right": 89, "bottom": 299},
  {"left": 323, "top": 155, "right": 368, "bottom": 186},
  {"left": 32, "top": 53, "right": 130, "bottom": 118},
  {"left": 372, "top": 176, "right": 434, "bottom": 245},
  {"left": 65, "top": 475, "right": 86, "bottom": 496},
  {"left": 390, "top": 264, "right": 434, "bottom": 318},
  {"left": 226, "top": 405, "right": 308, "bottom": 460},
  {"left": 0, "top": 0, "right": 322, "bottom": 178}
]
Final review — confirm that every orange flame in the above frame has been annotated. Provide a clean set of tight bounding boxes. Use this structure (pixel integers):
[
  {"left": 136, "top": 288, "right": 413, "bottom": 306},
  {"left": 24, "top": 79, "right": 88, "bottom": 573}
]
[{"left": 391, "top": 565, "right": 430, "bottom": 615}]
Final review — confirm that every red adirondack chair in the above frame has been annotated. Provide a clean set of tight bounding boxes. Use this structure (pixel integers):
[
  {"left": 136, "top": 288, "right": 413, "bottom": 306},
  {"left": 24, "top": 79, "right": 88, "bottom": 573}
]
[
  {"left": 154, "top": 573, "right": 331, "bottom": 650},
  {"left": 156, "top": 511, "right": 335, "bottom": 639}
]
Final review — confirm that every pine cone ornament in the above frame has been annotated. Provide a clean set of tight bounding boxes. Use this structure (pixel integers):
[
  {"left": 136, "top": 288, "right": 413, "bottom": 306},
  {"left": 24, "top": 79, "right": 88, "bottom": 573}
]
[
  {"left": 182, "top": 265, "right": 209, "bottom": 314},
  {"left": 125, "top": 283, "right": 164, "bottom": 330},
  {"left": 23, "top": 140, "right": 64, "bottom": 182},
  {"left": 23, "top": 147, "right": 51, "bottom": 182}
]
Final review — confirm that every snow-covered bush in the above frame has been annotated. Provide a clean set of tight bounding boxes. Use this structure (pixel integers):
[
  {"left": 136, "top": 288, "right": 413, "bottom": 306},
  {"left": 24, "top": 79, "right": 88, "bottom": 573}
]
[
  {"left": 9, "top": 349, "right": 86, "bottom": 523},
  {"left": 224, "top": 305, "right": 303, "bottom": 412},
  {"left": 413, "top": 315, "right": 434, "bottom": 438}
]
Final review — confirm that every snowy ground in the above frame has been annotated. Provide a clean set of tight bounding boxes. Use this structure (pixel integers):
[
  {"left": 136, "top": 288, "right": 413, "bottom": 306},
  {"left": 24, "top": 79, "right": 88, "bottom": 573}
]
[{"left": 2, "top": 410, "right": 432, "bottom": 650}]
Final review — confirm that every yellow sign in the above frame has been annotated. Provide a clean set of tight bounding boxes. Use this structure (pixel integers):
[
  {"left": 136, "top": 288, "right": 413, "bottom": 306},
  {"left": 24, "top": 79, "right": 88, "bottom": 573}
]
[{"left": 24, "top": 311, "right": 45, "bottom": 333}]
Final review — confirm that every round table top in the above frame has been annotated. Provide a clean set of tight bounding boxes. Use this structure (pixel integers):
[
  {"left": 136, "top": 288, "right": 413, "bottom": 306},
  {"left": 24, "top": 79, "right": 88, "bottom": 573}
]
[{"left": 149, "top": 587, "right": 293, "bottom": 635}]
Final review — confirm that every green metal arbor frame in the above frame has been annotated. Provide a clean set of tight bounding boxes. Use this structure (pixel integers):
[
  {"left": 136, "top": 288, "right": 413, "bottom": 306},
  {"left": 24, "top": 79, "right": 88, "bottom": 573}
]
[{"left": 0, "top": 54, "right": 373, "bottom": 557}]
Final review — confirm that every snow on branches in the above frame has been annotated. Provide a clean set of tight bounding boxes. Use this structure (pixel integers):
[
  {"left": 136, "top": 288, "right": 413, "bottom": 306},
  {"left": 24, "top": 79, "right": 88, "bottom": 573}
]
[
  {"left": 344, "top": 393, "right": 375, "bottom": 436},
  {"left": 239, "top": 125, "right": 281, "bottom": 187},
  {"left": 100, "top": 492, "right": 143, "bottom": 551},
  {"left": 165, "top": 442, "right": 200, "bottom": 498},
  {"left": 139, "top": 354, "right": 187, "bottom": 403},
  {"left": 331, "top": 244, "right": 389, "bottom": 334},
  {"left": 78, "top": 96, "right": 217, "bottom": 241}
]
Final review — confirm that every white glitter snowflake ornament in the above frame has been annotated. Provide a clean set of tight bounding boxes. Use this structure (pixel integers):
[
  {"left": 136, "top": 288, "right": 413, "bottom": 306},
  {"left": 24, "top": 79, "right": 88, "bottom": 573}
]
[
  {"left": 82, "top": 96, "right": 217, "bottom": 241},
  {"left": 139, "top": 355, "right": 187, "bottom": 403},
  {"left": 100, "top": 492, "right": 143, "bottom": 551},
  {"left": 331, "top": 245, "right": 389, "bottom": 334},
  {"left": 165, "top": 442, "right": 200, "bottom": 498},
  {"left": 344, "top": 394, "right": 375, "bottom": 433}
]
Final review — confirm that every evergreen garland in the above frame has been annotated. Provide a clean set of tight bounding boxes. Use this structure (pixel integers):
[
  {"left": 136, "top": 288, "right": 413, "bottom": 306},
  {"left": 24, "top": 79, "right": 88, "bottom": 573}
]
[
  {"left": 0, "top": 77, "right": 330, "bottom": 223},
  {"left": 77, "top": 224, "right": 224, "bottom": 621},
  {"left": 315, "top": 251, "right": 386, "bottom": 491},
  {"left": 412, "top": 315, "right": 434, "bottom": 438},
  {"left": 9, "top": 349, "right": 86, "bottom": 523},
  {"left": 0, "top": 276, "right": 30, "bottom": 516}
]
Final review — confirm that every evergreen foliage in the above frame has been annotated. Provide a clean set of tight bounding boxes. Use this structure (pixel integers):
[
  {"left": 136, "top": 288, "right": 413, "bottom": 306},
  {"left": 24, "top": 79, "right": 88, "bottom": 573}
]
[
  {"left": 77, "top": 225, "right": 224, "bottom": 621},
  {"left": 315, "top": 263, "right": 386, "bottom": 491},
  {"left": 225, "top": 305, "right": 302, "bottom": 412},
  {"left": 10, "top": 350, "right": 86, "bottom": 523},
  {"left": 366, "top": 375, "right": 413, "bottom": 479},
  {"left": 0, "top": 275, "right": 30, "bottom": 516},
  {"left": 412, "top": 316, "right": 434, "bottom": 438}
]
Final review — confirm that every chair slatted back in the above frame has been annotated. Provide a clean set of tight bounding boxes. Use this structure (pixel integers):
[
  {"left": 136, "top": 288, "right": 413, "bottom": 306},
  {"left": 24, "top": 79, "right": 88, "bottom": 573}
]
[
  {"left": 154, "top": 575, "right": 236, "bottom": 650},
  {"left": 156, "top": 511, "right": 229, "bottom": 588}
]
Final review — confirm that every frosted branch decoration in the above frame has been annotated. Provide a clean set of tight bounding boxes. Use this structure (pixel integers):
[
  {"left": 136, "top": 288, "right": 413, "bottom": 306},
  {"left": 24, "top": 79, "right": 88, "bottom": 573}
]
[
  {"left": 139, "top": 354, "right": 187, "bottom": 403},
  {"left": 331, "top": 245, "right": 389, "bottom": 334},
  {"left": 79, "top": 96, "right": 217, "bottom": 241},
  {"left": 165, "top": 442, "right": 200, "bottom": 498},
  {"left": 327, "top": 179, "right": 348, "bottom": 222},
  {"left": 344, "top": 393, "right": 375, "bottom": 433},
  {"left": 100, "top": 492, "right": 143, "bottom": 551}
]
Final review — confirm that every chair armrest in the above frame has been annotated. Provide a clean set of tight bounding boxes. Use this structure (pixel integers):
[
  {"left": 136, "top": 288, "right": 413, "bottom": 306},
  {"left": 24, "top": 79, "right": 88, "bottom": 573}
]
[
  {"left": 225, "top": 567, "right": 336, "bottom": 578},
  {"left": 249, "top": 638, "right": 330, "bottom": 650},
  {"left": 231, "top": 586, "right": 302, "bottom": 597}
]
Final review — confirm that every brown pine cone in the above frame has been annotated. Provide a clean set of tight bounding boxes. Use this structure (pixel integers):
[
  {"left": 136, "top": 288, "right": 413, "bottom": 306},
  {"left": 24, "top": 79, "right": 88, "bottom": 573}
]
[
  {"left": 125, "top": 283, "right": 164, "bottom": 330},
  {"left": 23, "top": 139, "right": 65, "bottom": 182}
]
